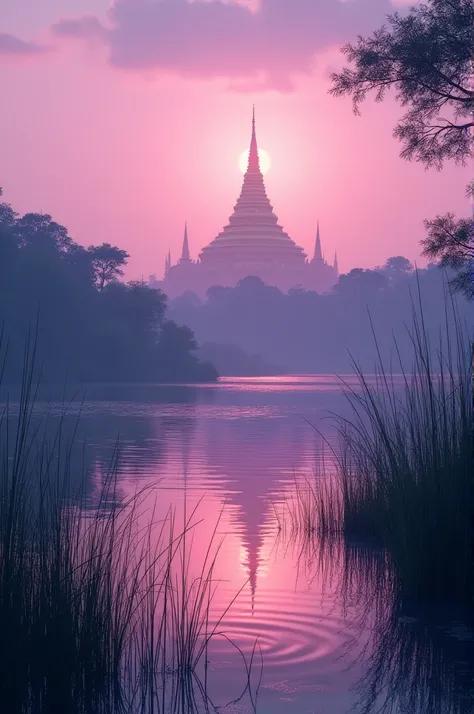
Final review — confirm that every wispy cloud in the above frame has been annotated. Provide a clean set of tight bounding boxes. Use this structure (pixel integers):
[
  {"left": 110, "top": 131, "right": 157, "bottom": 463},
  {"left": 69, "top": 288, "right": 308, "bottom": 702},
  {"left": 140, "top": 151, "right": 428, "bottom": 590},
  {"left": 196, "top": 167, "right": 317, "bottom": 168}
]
[
  {"left": 52, "top": 0, "right": 393, "bottom": 90},
  {"left": 0, "top": 33, "right": 50, "bottom": 56}
]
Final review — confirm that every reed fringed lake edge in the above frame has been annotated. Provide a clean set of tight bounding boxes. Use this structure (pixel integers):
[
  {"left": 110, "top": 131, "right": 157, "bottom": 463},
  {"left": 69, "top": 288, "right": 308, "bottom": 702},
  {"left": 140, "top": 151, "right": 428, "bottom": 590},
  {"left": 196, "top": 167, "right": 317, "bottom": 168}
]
[
  {"left": 0, "top": 336, "right": 261, "bottom": 714},
  {"left": 287, "top": 302, "right": 474, "bottom": 609}
]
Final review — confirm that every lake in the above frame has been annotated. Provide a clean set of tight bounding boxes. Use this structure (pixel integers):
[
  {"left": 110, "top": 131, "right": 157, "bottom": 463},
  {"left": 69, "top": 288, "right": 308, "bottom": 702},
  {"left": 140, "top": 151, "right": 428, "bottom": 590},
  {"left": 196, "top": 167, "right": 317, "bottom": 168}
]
[{"left": 12, "top": 376, "right": 474, "bottom": 714}]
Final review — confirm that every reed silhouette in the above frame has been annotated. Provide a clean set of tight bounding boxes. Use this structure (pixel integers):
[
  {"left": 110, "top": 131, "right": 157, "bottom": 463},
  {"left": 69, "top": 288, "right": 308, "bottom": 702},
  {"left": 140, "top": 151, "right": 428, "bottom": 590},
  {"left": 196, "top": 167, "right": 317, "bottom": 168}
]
[
  {"left": 0, "top": 332, "right": 258, "bottom": 714},
  {"left": 286, "top": 293, "right": 473, "bottom": 607}
]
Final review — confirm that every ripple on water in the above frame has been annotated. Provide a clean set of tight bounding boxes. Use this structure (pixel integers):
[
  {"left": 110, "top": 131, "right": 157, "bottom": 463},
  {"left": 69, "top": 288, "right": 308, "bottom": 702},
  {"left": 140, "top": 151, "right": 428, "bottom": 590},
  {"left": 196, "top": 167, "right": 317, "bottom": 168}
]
[{"left": 209, "top": 589, "right": 356, "bottom": 678}]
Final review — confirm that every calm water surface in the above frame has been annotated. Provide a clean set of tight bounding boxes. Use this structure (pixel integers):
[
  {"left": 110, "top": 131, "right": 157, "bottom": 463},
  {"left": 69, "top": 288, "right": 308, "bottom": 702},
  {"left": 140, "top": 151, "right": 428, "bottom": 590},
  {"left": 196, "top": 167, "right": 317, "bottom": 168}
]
[{"left": 19, "top": 376, "right": 474, "bottom": 713}]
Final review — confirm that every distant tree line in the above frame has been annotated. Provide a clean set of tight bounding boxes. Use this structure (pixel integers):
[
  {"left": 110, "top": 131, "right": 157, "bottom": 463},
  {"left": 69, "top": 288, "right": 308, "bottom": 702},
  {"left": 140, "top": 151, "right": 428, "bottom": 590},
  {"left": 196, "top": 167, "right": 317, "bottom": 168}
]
[
  {"left": 169, "top": 260, "right": 474, "bottom": 374},
  {"left": 0, "top": 190, "right": 217, "bottom": 384}
]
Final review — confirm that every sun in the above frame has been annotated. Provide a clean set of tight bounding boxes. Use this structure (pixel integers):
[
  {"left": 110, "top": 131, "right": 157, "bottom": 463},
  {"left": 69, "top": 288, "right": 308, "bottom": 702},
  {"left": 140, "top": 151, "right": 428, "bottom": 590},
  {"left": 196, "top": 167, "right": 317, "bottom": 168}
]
[{"left": 239, "top": 148, "right": 271, "bottom": 175}]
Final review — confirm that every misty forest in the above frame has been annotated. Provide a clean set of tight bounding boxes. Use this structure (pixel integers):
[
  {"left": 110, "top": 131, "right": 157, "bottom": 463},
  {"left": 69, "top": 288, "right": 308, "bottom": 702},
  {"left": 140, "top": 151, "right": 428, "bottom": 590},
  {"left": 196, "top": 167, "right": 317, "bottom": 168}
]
[
  {"left": 1, "top": 194, "right": 471, "bottom": 381},
  {"left": 169, "top": 262, "right": 474, "bottom": 375},
  {"left": 0, "top": 195, "right": 217, "bottom": 383}
]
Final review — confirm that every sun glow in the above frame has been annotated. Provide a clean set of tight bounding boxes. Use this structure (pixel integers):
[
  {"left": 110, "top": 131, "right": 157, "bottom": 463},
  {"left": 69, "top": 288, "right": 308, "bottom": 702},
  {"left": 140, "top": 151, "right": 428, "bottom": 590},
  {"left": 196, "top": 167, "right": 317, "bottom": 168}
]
[{"left": 239, "top": 148, "right": 271, "bottom": 175}]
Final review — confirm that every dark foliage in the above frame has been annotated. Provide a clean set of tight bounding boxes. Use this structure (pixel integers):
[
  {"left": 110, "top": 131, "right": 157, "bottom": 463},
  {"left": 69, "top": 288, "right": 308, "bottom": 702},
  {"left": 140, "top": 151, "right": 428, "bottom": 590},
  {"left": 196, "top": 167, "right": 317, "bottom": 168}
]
[
  {"left": 422, "top": 213, "right": 474, "bottom": 297},
  {"left": 330, "top": 0, "right": 474, "bottom": 169},
  {"left": 0, "top": 192, "right": 217, "bottom": 384},
  {"left": 330, "top": 0, "right": 474, "bottom": 295},
  {"left": 88, "top": 242, "right": 130, "bottom": 291},
  {"left": 379, "top": 255, "right": 414, "bottom": 284}
]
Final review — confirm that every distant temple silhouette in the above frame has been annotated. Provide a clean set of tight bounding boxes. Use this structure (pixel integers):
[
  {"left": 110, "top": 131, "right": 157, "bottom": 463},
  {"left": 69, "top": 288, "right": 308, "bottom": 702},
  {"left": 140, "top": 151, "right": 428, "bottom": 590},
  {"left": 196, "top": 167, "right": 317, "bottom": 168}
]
[{"left": 152, "top": 109, "right": 339, "bottom": 298}]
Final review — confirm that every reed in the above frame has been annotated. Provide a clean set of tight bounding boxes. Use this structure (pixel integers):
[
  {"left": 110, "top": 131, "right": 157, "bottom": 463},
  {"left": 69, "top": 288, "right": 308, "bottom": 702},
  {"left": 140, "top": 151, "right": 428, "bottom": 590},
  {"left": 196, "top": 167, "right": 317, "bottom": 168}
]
[
  {"left": 289, "top": 296, "right": 474, "bottom": 606},
  {"left": 0, "top": 333, "right": 253, "bottom": 713},
  {"left": 285, "top": 475, "right": 343, "bottom": 538}
]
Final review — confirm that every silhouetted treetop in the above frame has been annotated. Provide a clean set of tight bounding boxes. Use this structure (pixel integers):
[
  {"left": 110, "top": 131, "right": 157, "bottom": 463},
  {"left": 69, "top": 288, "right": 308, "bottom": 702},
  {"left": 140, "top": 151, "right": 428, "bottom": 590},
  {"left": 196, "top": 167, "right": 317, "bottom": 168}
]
[
  {"left": 335, "top": 268, "right": 388, "bottom": 297},
  {"left": 422, "top": 213, "right": 474, "bottom": 297},
  {"left": 379, "top": 256, "right": 414, "bottom": 284},
  {"left": 330, "top": 0, "right": 474, "bottom": 168},
  {"left": 17, "top": 213, "right": 73, "bottom": 252},
  {"left": 0, "top": 199, "right": 18, "bottom": 230},
  {"left": 88, "top": 243, "right": 130, "bottom": 291},
  {"left": 0, "top": 193, "right": 216, "bottom": 383}
]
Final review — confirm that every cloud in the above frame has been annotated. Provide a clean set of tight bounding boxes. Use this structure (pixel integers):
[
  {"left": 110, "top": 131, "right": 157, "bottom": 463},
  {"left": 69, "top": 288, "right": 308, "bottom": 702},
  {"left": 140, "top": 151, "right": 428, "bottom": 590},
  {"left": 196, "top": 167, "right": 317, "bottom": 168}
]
[
  {"left": 52, "top": 0, "right": 393, "bottom": 89},
  {"left": 0, "top": 33, "right": 50, "bottom": 56},
  {"left": 52, "top": 16, "right": 105, "bottom": 40}
]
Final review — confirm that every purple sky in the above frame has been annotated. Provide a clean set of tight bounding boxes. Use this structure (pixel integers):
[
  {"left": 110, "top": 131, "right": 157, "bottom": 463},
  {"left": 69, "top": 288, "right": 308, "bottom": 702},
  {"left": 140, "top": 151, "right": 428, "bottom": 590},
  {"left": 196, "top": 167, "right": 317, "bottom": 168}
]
[{"left": 1, "top": 0, "right": 469, "bottom": 277}]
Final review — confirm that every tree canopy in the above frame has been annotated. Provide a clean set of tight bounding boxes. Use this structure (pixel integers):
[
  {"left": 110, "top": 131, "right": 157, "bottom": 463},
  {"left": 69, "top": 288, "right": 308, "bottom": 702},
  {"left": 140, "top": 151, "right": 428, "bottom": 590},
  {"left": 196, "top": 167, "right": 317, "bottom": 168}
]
[
  {"left": 88, "top": 243, "right": 130, "bottom": 291},
  {"left": 379, "top": 256, "right": 414, "bottom": 283},
  {"left": 330, "top": 0, "right": 474, "bottom": 296},
  {"left": 422, "top": 213, "right": 474, "bottom": 296},
  {"left": 330, "top": 0, "right": 474, "bottom": 169},
  {"left": 0, "top": 191, "right": 217, "bottom": 384}
]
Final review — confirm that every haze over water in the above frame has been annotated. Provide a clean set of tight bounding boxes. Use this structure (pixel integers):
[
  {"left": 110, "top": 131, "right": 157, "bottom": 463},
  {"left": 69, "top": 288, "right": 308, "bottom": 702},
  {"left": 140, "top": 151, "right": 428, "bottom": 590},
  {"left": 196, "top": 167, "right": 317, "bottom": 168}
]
[{"left": 16, "top": 375, "right": 474, "bottom": 714}]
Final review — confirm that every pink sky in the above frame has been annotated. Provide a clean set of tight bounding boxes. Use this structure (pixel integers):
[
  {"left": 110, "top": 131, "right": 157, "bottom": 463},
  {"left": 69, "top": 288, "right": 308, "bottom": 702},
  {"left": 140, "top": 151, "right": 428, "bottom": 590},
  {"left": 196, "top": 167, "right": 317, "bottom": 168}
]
[{"left": 0, "top": 0, "right": 470, "bottom": 278}]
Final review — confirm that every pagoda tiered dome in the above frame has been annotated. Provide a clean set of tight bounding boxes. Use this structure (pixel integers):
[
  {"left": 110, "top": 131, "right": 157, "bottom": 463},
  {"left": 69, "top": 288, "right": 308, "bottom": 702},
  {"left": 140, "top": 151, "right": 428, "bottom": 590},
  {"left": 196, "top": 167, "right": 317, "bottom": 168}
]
[
  {"left": 153, "top": 109, "right": 339, "bottom": 300},
  {"left": 199, "top": 109, "right": 307, "bottom": 267}
]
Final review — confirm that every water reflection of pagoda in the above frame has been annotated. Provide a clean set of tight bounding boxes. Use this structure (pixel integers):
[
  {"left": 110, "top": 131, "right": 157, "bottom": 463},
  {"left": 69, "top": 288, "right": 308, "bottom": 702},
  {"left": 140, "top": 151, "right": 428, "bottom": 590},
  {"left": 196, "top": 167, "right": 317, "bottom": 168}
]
[
  {"left": 152, "top": 110, "right": 339, "bottom": 298},
  {"left": 202, "top": 416, "right": 308, "bottom": 608}
]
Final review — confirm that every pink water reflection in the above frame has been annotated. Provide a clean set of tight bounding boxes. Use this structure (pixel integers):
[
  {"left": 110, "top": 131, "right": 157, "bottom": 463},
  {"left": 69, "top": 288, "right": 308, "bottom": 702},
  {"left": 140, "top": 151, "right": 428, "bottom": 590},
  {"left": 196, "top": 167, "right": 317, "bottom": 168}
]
[{"left": 83, "top": 377, "right": 367, "bottom": 712}]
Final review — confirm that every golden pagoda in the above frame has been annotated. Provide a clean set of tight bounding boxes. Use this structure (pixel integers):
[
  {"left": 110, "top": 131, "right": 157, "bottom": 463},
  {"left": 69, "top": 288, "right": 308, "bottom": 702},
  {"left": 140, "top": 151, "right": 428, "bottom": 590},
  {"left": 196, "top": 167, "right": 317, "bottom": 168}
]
[{"left": 199, "top": 107, "right": 307, "bottom": 269}]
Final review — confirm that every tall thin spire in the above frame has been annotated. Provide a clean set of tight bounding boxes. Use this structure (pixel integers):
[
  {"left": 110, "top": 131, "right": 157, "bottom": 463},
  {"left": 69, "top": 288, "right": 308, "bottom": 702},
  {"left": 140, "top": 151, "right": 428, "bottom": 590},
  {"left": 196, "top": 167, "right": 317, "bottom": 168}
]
[
  {"left": 333, "top": 250, "right": 339, "bottom": 274},
  {"left": 313, "top": 221, "right": 323, "bottom": 261},
  {"left": 180, "top": 221, "right": 190, "bottom": 262},
  {"left": 199, "top": 109, "right": 307, "bottom": 267},
  {"left": 247, "top": 105, "right": 261, "bottom": 173}
]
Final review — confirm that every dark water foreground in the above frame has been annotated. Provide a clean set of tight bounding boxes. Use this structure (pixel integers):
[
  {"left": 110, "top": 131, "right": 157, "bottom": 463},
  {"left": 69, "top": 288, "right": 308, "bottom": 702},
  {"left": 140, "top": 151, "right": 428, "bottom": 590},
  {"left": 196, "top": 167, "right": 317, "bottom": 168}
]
[{"left": 6, "top": 376, "right": 474, "bottom": 714}]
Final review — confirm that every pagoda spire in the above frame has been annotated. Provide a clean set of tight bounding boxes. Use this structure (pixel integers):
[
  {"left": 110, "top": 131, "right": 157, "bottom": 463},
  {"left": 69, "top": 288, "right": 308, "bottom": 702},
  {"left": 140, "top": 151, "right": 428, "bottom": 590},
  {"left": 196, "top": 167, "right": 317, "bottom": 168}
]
[
  {"left": 333, "top": 250, "right": 339, "bottom": 274},
  {"left": 247, "top": 105, "right": 261, "bottom": 173},
  {"left": 199, "top": 109, "right": 307, "bottom": 267},
  {"left": 180, "top": 221, "right": 190, "bottom": 262},
  {"left": 313, "top": 221, "right": 323, "bottom": 261}
]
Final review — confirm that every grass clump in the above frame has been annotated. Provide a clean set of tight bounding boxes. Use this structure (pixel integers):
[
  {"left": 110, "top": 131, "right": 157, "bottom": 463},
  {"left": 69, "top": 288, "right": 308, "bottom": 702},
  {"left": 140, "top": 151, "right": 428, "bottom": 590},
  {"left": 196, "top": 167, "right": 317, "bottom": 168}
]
[
  {"left": 0, "top": 336, "right": 254, "bottom": 713},
  {"left": 290, "top": 301, "right": 474, "bottom": 606}
]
